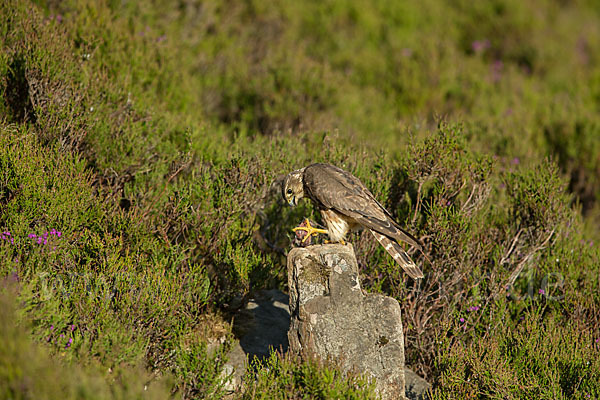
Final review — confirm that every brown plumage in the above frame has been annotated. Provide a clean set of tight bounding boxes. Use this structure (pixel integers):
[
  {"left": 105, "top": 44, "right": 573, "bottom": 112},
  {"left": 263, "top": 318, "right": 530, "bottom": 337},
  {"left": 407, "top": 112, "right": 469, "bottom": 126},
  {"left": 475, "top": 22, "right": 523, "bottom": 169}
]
[{"left": 282, "top": 163, "right": 424, "bottom": 279}]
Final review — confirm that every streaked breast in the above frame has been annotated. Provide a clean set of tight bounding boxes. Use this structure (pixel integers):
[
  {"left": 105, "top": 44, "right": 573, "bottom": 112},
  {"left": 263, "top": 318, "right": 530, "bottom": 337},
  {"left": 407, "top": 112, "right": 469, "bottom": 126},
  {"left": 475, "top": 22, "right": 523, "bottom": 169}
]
[{"left": 321, "top": 209, "right": 352, "bottom": 242}]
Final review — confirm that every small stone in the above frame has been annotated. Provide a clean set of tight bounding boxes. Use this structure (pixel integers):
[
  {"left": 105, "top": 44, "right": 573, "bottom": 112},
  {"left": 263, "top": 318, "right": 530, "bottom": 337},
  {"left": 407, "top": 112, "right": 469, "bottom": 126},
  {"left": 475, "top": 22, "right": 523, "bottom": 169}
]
[
  {"left": 404, "top": 367, "right": 432, "bottom": 400},
  {"left": 220, "top": 363, "right": 237, "bottom": 393}
]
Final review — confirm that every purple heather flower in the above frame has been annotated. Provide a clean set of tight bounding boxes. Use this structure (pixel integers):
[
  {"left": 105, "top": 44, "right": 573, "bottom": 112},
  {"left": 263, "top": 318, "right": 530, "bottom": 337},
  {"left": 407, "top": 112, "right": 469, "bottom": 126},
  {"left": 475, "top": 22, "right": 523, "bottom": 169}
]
[
  {"left": 538, "top": 288, "right": 545, "bottom": 295},
  {"left": 70, "top": 324, "right": 75, "bottom": 331},
  {"left": 468, "top": 306, "right": 480, "bottom": 312},
  {"left": 50, "top": 229, "right": 56, "bottom": 235},
  {"left": 472, "top": 39, "right": 490, "bottom": 53},
  {"left": 50, "top": 325, "right": 54, "bottom": 330},
  {"left": 57, "top": 231, "right": 62, "bottom": 237},
  {"left": 60, "top": 334, "right": 64, "bottom": 338},
  {"left": 10, "top": 238, "right": 13, "bottom": 244},
  {"left": 595, "top": 338, "right": 599, "bottom": 343},
  {"left": 28, "top": 233, "right": 36, "bottom": 238},
  {"left": 66, "top": 337, "right": 72, "bottom": 348},
  {"left": 459, "top": 317, "right": 465, "bottom": 323},
  {"left": 156, "top": 34, "right": 166, "bottom": 43},
  {"left": 512, "top": 157, "right": 520, "bottom": 165},
  {"left": 491, "top": 60, "right": 503, "bottom": 82},
  {"left": 37, "top": 237, "right": 43, "bottom": 244}
]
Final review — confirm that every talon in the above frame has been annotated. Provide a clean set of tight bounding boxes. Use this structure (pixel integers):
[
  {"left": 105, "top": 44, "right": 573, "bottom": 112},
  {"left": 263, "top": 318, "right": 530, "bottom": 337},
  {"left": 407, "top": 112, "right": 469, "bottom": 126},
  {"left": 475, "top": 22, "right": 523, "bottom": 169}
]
[
  {"left": 323, "top": 239, "right": 345, "bottom": 245},
  {"left": 292, "top": 218, "right": 328, "bottom": 243}
]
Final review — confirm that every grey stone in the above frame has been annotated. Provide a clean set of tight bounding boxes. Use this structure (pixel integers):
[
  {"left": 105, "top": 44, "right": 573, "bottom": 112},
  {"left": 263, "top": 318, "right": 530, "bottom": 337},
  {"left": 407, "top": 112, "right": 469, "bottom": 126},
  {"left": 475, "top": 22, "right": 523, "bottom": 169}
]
[
  {"left": 404, "top": 368, "right": 432, "bottom": 400},
  {"left": 222, "top": 341, "right": 246, "bottom": 395},
  {"left": 234, "top": 289, "right": 290, "bottom": 360},
  {"left": 223, "top": 289, "right": 292, "bottom": 394},
  {"left": 220, "top": 363, "right": 238, "bottom": 393},
  {"left": 287, "top": 243, "right": 407, "bottom": 400}
]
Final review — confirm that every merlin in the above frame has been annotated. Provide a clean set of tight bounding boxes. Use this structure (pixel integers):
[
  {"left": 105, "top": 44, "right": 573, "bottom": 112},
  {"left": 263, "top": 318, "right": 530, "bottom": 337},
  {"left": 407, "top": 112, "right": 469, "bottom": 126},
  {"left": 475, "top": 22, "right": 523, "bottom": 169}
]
[{"left": 282, "top": 163, "right": 424, "bottom": 279}]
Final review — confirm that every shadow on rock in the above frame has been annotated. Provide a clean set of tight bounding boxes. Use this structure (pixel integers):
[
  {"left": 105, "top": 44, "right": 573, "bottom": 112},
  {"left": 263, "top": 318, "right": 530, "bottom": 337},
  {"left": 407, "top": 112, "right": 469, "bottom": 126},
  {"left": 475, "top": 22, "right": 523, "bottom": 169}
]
[{"left": 232, "top": 289, "right": 290, "bottom": 361}]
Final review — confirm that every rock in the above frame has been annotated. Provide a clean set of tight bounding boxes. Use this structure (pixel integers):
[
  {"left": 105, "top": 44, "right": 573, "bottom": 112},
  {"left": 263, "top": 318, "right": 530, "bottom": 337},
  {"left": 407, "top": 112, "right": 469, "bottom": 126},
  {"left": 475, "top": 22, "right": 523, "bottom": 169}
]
[
  {"left": 233, "top": 289, "right": 290, "bottom": 360},
  {"left": 220, "top": 362, "right": 238, "bottom": 393},
  {"left": 404, "top": 368, "right": 432, "bottom": 400},
  {"left": 287, "top": 244, "right": 407, "bottom": 400},
  {"left": 223, "top": 289, "right": 292, "bottom": 394},
  {"left": 222, "top": 341, "right": 246, "bottom": 394}
]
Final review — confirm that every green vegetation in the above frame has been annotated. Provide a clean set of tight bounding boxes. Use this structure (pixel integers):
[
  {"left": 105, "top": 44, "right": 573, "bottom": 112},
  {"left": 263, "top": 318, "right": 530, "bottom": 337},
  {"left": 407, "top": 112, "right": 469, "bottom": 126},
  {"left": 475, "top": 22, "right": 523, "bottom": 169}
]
[
  {"left": 0, "top": 288, "right": 172, "bottom": 399},
  {"left": 1, "top": 0, "right": 599, "bottom": 398},
  {"left": 243, "top": 352, "right": 376, "bottom": 399}
]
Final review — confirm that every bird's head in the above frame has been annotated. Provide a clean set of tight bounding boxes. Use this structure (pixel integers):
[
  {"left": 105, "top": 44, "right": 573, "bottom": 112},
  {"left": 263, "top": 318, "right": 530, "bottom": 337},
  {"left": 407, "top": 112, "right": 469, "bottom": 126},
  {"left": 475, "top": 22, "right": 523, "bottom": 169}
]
[{"left": 282, "top": 169, "right": 305, "bottom": 207}]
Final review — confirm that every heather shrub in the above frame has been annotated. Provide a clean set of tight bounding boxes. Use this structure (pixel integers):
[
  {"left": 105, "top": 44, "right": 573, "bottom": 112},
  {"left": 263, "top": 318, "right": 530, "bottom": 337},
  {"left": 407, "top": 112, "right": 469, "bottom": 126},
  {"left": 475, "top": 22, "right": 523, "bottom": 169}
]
[
  {"left": 0, "top": 127, "right": 218, "bottom": 395},
  {"left": 243, "top": 352, "right": 376, "bottom": 400},
  {"left": 433, "top": 317, "right": 600, "bottom": 399},
  {"left": 0, "top": 287, "right": 171, "bottom": 399}
]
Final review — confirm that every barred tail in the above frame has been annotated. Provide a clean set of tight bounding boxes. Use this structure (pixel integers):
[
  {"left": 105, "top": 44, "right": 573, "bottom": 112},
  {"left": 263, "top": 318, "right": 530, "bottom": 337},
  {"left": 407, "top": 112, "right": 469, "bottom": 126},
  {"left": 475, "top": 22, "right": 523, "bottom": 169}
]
[{"left": 371, "top": 230, "right": 424, "bottom": 279}]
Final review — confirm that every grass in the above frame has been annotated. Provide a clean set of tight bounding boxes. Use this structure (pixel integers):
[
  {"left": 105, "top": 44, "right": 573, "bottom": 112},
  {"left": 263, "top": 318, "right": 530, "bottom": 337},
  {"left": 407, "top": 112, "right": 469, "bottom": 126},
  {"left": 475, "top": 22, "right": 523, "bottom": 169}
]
[{"left": 1, "top": 0, "right": 599, "bottom": 398}]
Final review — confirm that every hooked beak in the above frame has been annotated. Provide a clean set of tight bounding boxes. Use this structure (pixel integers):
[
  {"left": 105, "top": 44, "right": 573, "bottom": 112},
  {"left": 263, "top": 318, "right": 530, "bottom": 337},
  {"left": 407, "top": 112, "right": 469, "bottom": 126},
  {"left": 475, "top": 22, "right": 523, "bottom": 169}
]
[{"left": 288, "top": 197, "right": 297, "bottom": 207}]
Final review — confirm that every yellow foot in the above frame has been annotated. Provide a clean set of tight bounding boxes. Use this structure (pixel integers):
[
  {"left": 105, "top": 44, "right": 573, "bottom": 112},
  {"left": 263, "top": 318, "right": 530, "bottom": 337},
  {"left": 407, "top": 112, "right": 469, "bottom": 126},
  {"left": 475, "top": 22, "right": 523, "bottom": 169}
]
[{"left": 292, "top": 218, "right": 329, "bottom": 243}]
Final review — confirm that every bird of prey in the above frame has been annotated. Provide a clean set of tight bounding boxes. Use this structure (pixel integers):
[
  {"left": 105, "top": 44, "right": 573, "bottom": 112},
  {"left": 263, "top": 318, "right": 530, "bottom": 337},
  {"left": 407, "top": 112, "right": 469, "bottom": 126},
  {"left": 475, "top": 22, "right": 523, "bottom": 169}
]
[{"left": 282, "top": 163, "right": 424, "bottom": 279}]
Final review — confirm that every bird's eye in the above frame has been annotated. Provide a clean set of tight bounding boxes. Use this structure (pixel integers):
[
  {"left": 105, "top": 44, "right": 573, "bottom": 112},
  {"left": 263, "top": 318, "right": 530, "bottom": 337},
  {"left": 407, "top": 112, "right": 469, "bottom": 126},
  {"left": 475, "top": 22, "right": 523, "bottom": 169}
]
[{"left": 286, "top": 188, "right": 293, "bottom": 195}]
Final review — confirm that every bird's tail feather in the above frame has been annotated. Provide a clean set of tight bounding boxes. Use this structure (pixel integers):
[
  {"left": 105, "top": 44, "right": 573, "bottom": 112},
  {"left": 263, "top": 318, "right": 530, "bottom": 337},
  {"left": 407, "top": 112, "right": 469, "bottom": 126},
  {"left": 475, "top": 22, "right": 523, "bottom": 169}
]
[{"left": 371, "top": 230, "right": 424, "bottom": 279}]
